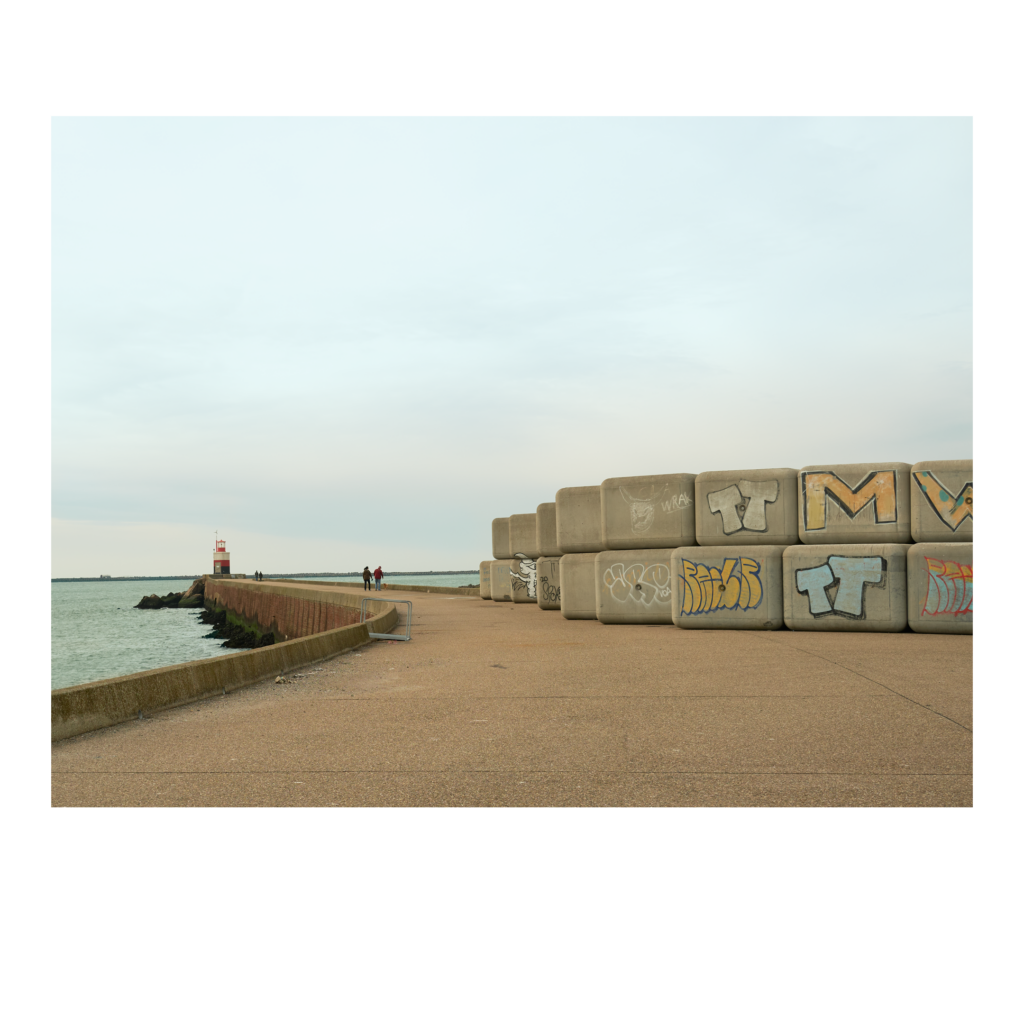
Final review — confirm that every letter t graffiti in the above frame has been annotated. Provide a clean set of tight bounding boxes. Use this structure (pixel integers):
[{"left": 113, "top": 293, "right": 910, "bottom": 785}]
[
  {"left": 707, "top": 485, "right": 744, "bottom": 534},
  {"left": 828, "top": 556, "right": 883, "bottom": 617},
  {"left": 795, "top": 563, "right": 835, "bottom": 615},
  {"left": 736, "top": 479, "right": 779, "bottom": 531}
]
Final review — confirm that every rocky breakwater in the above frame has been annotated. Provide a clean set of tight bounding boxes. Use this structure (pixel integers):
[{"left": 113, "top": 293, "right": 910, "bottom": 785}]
[
  {"left": 135, "top": 577, "right": 206, "bottom": 609},
  {"left": 196, "top": 607, "right": 275, "bottom": 650}
]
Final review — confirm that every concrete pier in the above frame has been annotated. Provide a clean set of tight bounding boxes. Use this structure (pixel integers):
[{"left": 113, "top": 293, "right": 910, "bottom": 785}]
[{"left": 52, "top": 590, "right": 972, "bottom": 807}]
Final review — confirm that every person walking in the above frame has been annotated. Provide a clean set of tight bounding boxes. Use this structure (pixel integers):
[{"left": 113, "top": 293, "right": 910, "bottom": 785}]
[
  {"left": 374, "top": 565, "right": 383, "bottom": 591},
  {"left": 363, "top": 566, "right": 372, "bottom": 591}
]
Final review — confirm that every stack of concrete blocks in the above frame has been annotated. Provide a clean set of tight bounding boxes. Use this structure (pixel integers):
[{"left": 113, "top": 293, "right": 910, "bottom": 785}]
[
  {"left": 535, "top": 502, "right": 562, "bottom": 611},
  {"left": 508, "top": 514, "right": 539, "bottom": 604},
  {"left": 490, "top": 518, "right": 513, "bottom": 603},
  {"left": 594, "top": 474, "right": 698, "bottom": 624},
  {"left": 485, "top": 460, "right": 971, "bottom": 635},
  {"left": 906, "top": 460, "right": 972, "bottom": 635}
]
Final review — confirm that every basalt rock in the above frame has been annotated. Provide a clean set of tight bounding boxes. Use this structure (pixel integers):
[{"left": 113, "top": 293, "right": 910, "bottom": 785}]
[{"left": 136, "top": 594, "right": 165, "bottom": 609}]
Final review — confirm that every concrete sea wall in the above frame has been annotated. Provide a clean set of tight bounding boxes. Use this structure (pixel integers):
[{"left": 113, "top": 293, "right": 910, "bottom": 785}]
[
  {"left": 52, "top": 581, "right": 399, "bottom": 742},
  {"left": 490, "top": 460, "right": 972, "bottom": 634}
]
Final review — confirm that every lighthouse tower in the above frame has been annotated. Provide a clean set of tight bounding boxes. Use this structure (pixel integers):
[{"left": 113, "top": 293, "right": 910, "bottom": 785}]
[{"left": 213, "top": 534, "right": 231, "bottom": 575}]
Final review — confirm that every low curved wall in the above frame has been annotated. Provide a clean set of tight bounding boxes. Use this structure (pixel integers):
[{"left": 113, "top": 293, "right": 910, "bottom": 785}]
[{"left": 52, "top": 587, "right": 399, "bottom": 742}]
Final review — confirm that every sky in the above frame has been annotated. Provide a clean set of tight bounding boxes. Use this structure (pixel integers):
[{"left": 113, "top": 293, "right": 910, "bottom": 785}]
[{"left": 51, "top": 117, "right": 972, "bottom": 577}]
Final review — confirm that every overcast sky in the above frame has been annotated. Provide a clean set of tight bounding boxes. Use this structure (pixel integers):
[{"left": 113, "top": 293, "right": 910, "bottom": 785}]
[{"left": 51, "top": 117, "right": 972, "bottom": 576}]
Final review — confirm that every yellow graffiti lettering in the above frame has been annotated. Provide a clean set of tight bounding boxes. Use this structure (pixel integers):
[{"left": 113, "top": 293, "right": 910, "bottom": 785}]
[
  {"left": 803, "top": 471, "right": 898, "bottom": 531},
  {"left": 913, "top": 472, "right": 973, "bottom": 531},
  {"left": 681, "top": 560, "right": 700, "bottom": 615},
  {"left": 678, "top": 557, "right": 764, "bottom": 616},
  {"left": 740, "top": 557, "right": 762, "bottom": 609}
]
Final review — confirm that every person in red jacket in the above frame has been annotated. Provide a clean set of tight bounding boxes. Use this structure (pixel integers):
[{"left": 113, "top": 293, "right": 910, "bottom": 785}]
[{"left": 374, "top": 566, "right": 383, "bottom": 591}]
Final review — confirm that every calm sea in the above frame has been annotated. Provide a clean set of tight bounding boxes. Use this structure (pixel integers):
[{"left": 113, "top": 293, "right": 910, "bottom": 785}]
[{"left": 51, "top": 573, "right": 479, "bottom": 690}]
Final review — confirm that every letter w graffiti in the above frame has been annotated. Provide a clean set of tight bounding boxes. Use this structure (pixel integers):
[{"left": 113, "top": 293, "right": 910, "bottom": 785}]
[
  {"left": 923, "top": 557, "right": 972, "bottom": 616},
  {"left": 913, "top": 472, "right": 973, "bottom": 532},
  {"left": 802, "top": 471, "right": 898, "bottom": 531}
]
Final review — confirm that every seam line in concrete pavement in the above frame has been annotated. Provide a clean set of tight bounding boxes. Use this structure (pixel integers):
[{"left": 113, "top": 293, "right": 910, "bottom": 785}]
[
  {"left": 752, "top": 635, "right": 972, "bottom": 733},
  {"left": 52, "top": 770, "right": 973, "bottom": 777}
]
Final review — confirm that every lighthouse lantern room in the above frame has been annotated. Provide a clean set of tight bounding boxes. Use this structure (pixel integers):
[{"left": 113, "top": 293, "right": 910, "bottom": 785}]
[{"left": 213, "top": 532, "right": 231, "bottom": 575}]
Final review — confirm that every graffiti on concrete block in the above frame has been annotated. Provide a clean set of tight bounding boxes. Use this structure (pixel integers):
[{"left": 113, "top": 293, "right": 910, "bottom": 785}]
[
  {"left": 604, "top": 562, "right": 672, "bottom": 605},
  {"left": 706, "top": 479, "right": 779, "bottom": 534},
  {"left": 679, "top": 557, "right": 764, "bottom": 615},
  {"left": 539, "top": 574, "right": 560, "bottom": 604},
  {"left": 619, "top": 484, "right": 692, "bottom": 535},
  {"left": 802, "top": 470, "right": 898, "bottom": 532},
  {"left": 795, "top": 555, "right": 885, "bottom": 618},
  {"left": 923, "top": 557, "right": 972, "bottom": 616},
  {"left": 510, "top": 554, "right": 537, "bottom": 598},
  {"left": 913, "top": 472, "right": 973, "bottom": 532}
]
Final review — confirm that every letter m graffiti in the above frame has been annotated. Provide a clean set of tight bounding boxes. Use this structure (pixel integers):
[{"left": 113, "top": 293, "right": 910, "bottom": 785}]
[{"left": 802, "top": 470, "right": 898, "bottom": 532}]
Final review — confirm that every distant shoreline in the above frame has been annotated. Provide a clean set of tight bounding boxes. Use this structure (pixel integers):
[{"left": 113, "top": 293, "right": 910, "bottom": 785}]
[{"left": 51, "top": 571, "right": 480, "bottom": 583}]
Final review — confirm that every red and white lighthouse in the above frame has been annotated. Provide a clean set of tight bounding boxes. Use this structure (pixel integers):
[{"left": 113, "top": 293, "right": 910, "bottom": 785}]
[{"left": 213, "top": 534, "right": 231, "bottom": 575}]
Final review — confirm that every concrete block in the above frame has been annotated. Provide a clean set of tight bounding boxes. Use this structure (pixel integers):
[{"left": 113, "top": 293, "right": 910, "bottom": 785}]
[
  {"left": 556, "top": 486, "right": 603, "bottom": 553},
  {"left": 559, "top": 553, "right": 599, "bottom": 619},
  {"left": 910, "top": 460, "right": 973, "bottom": 543},
  {"left": 491, "top": 518, "right": 511, "bottom": 561},
  {"left": 907, "top": 543, "right": 972, "bottom": 634},
  {"left": 536, "top": 555, "right": 561, "bottom": 610},
  {"left": 509, "top": 513, "right": 540, "bottom": 559},
  {"left": 596, "top": 548, "right": 674, "bottom": 624},
  {"left": 695, "top": 469, "right": 799, "bottom": 546},
  {"left": 600, "top": 473, "right": 697, "bottom": 550},
  {"left": 536, "top": 502, "right": 562, "bottom": 556},
  {"left": 479, "top": 561, "right": 492, "bottom": 600},
  {"left": 510, "top": 553, "right": 538, "bottom": 603},
  {"left": 671, "top": 545, "right": 787, "bottom": 630},
  {"left": 783, "top": 544, "right": 909, "bottom": 632},
  {"left": 490, "top": 559, "right": 514, "bottom": 602},
  {"left": 798, "top": 463, "right": 912, "bottom": 545}
]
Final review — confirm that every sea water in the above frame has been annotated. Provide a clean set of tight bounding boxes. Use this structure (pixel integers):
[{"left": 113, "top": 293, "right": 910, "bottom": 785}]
[
  {"left": 51, "top": 579, "right": 225, "bottom": 691},
  {"left": 51, "top": 573, "right": 480, "bottom": 690}
]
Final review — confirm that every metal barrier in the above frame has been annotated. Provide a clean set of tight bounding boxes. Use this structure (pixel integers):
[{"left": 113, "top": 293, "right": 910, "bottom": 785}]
[{"left": 361, "top": 599, "right": 413, "bottom": 641}]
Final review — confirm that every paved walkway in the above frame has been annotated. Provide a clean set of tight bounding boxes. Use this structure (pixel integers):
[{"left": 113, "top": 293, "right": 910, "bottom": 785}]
[{"left": 51, "top": 589, "right": 972, "bottom": 806}]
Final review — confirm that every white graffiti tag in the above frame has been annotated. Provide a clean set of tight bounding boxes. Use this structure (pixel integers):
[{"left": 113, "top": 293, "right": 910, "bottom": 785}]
[
  {"left": 706, "top": 479, "right": 779, "bottom": 534},
  {"left": 795, "top": 555, "right": 885, "bottom": 618},
  {"left": 619, "top": 485, "right": 692, "bottom": 534},
  {"left": 604, "top": 562, "right": 672, "bottom": 605},
  {"left": 510, "top": 553, "right": 537, "bottom": 598}
]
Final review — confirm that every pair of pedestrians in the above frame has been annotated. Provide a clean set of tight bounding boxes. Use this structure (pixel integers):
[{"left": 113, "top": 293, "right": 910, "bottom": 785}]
[{"left": 362, "top": 566, "right": 384, "bottom": 591}]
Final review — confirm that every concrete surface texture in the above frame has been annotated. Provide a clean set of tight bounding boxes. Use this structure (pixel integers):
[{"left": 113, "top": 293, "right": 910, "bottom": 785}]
[
  {"left": 559, "top": 552, "right": 599, "bottom": 619},
  {"left": 696, "top": 469, "right": 799, "bottom": 547},
  {"left": 535, "top": 502, "right": 562, "bottom": 557},
  {"left": 799, "top": 463, "right": 912, "bottom": 545},
  {"left": 510, "top": 554, "right": 538, "bottom": 604},
  {"left": 907, "top": 543, "right": 972, "bottom": 634},
  {"left": 509, "top": 514, "right": 540, "bottom": 559},
  {"left": 490, "top": 560, "right": 514, "bottom": 602},
  {"left": 536, "top": 556, "right": 561, "bottom": 611},
  {"left": 556, "top": 486, "right": 603, "bottom": 553},
  {"left": 51, "top": 591, "right": 972, "bottom": 807},
  {"left": 595, "top": 548, "right": 675, "bottom": 625},
  {"left": 600, "top": 473, "right": 697, "bottom": 551},
  {"left": 671, "top": 545, "right": 787, "bottom": 631},
  {"left": 492, "top": 518, "right": 511, "bottom": 560},
  {"left": 910, "top": 460, "right": 973, "bottom": 543},
  {"left": 784, "top": 543, "right": 909, "bottom": 633},
  {"left": 479, "top": 561, "right": 492, "bottom": 600}
]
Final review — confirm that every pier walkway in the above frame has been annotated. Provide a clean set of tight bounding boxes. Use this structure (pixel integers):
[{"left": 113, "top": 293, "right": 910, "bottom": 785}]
[{"left": 51, "top": 588, "right": 972, "bottom": 807}]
